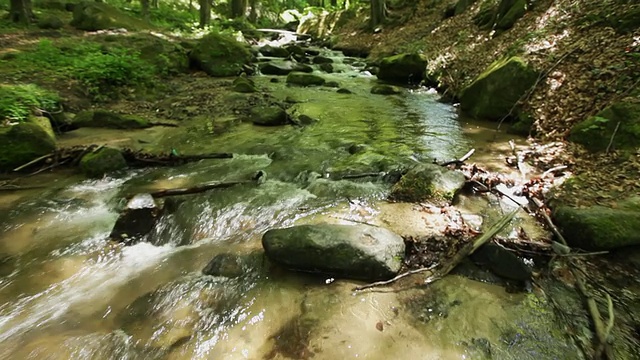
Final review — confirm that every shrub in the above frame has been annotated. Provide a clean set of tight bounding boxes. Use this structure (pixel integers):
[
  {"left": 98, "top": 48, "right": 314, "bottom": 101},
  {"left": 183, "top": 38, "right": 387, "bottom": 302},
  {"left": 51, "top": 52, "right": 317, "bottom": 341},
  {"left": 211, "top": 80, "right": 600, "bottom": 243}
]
[{"left": 0, "top": 84, "right": 60, "bottom": 122}]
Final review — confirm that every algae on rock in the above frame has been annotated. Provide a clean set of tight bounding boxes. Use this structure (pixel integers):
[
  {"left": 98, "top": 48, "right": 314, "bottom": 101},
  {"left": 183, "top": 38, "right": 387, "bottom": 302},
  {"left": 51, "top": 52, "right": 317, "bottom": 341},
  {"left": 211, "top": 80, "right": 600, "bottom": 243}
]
[
  {"left": 0, "top": 123, "right": 56, "bottom": 171},
  {"left": 80, "top": 147, "right": 127, "bottom": 177},
  {"left": 459, "top": 56, "right": 538, "bottom": 121}
]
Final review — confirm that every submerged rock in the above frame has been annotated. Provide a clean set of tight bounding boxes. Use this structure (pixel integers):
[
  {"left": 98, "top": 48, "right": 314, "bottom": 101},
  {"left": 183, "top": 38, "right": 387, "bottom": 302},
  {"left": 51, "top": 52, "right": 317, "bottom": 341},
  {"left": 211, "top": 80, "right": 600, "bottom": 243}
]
[
  {"left": 73, "top": 110, "right": 150, "bottom": 129},
  {"left": 390, "top": 163, "right": 466, "bottom": 203},
  {"left": 377, "top": 53, "right": 428, "bottom": 84},
  {"left": 286, "top": 72, "right": 326, "bottom": 86},
  {"left": 0, "top": 123, "right": 56, "bottom": 171},
  {"left": 202, "top": 253, "right": 245, "bottom": 278},
  {"left": 262, "top": 224, "right": 405, "bottom": 281},
  {"left": 569, "top": 101, "right": 640, "bottom": 152},
  {"left": 110, "top": 193, "right": 162, "bottom": 245},
  {"left": 249, "top": 106, "right": 289, "bottom": 126},
  {"left": 190, "top": 32, "right": 252, "bottom": 77},
  {"left": 553, "top": 197, "right": 640, "bottom": 250},
  {"left": 259, "top": 61, "right": 313, "bottom": 75},
  {"left": 459, "top": 56, "right": 538, "bottom": 121},
  {"left": 371, "top": 84, "right": 402, "bottom": 95},
  {"left": 80, "top": 147, "right": 127, "bottom": 177}
]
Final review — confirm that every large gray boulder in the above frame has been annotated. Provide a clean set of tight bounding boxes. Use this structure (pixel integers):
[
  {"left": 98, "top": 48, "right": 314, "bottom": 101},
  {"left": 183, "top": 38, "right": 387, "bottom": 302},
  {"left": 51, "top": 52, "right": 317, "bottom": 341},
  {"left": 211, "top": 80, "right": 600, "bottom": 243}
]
[{"left": 262, "top": 224, "right": 405, "bottom": 281}]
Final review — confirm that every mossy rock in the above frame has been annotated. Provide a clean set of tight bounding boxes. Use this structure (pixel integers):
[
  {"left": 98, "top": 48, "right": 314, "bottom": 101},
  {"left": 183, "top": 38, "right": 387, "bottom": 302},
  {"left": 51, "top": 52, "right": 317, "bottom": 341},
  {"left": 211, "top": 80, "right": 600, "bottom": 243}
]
[
  {"left": 259, "top": 45, "right": 289, "bottom": 58},
  {"left": 26, "top": 115, "right": 56, "bottom": 140},
  {"left": 553, "top": 197, "right": 640, "bottom": 250},
  {"left": 495, "top": 0, "right": 528, "bottom": 30},
  {"left": 286, "top": 72, "right": 325, "bottom": 86},
  {"left": 377, "top": 53, "right": 428, "bottom": 84},
  {"left": 0, "top": 123, "right": 56, "bottom": 172},
  {"left": 474, "top": 2, "right": 497, "bottom": 29},
  {"left": 455, "top": 0, "right": 478, "bottom": 15},
  {"left": 190, "top": 32, "right": 252, "bottom": 77},
  {"left": 508, "top": 113, "right": 534, "bottom": 136},
  {"left": 606, "top": 6, "right": 640, "bottom": 34},
  {"left": 99, "top": 34, "right": 189, "bottom": 74},
  {"left": 232, "top": 77, "right": 257, "bottom": 93},
  {"left": 37, "top": 15, "right": 64, "bottom": 30},
  {"left": 371, "top": 84, "right": 401, "bottom": 95},
  {"left": 312, "top": 55, "right": 333, "bottom": 64},
  {"left": 80, "top": 147, "right": 127, "bottom": 177},
  {"left": 569, "top": 102, "right": 640, "bottom": 152},
  {"left": 390, "top": 163, "right": 466, "bottom": 203},
  {"left": 70, "top": 1, "right": 151, "bottom": 31},
  {"left": 459, "top": 56, "right": 538, "bottom": 121},
  {"left": 249, "top": 106, "right": 288, "bottom": 126},
  {"left": 73, "top": 110, "right": 150, "bottom": 129},
  {"left": 259, "top": 61, "right": 313, "bottom": 75}
]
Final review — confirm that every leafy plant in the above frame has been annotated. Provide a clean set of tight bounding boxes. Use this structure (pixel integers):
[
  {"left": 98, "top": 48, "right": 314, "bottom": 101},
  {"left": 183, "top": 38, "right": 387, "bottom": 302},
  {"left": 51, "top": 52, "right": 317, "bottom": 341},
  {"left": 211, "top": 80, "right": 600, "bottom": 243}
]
[{"left": 0, "top": 84, "right": 60, "bottom": 122}]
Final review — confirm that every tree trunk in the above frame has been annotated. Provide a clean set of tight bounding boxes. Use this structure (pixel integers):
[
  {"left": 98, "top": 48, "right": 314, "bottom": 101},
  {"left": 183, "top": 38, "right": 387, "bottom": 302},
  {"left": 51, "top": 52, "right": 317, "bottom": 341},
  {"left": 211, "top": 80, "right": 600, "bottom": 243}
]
[
  {"left": 249, "top": 0, "right": 258, "bottom": 23},
  {"left": 141, "top": 0, "right": 150, "bottom": 20},
  {"left": 9, "top": 0, "right": 34, "bottom": 24},
  {"left": 151, "top": 0, "right": 158, "bottom": 8},
  {"left": 370, "top": 0, "right": 386, "bottom": 27},
  {"left": 199, "top": 0, "right": 211, "bottom": 27},
  {"left": 230, "top": 0, "right": 247, "bottom": 18}
]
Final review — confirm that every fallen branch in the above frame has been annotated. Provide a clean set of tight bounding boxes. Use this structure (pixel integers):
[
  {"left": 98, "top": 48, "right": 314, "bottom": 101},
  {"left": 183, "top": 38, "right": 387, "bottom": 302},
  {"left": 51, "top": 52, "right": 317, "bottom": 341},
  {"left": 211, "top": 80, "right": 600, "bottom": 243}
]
[
  {"left": 605, "top": 121, "right": 621, "bottom": 154},
  {"left": 13, "top": 154, "right": 52, "bottom": 172},
  {"left": 353, "top": 209, "right": 518, "bottom": 291},
  {"left": 145, "top": 180, "right": 252, "bottom": 198},
  {"left": 440, "top": 148, "right": 475, "bottom": 167}
]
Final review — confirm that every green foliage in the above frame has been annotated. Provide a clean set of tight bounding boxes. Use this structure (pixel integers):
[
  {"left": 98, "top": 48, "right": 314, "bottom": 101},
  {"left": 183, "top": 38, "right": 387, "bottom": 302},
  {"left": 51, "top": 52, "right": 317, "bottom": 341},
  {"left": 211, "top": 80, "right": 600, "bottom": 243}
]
[
  {"left": 13, "top": 39, "right": 154, "bottom": 101},
  {"left": 0, "top": 84, "right": 59, "bottom": 122}
]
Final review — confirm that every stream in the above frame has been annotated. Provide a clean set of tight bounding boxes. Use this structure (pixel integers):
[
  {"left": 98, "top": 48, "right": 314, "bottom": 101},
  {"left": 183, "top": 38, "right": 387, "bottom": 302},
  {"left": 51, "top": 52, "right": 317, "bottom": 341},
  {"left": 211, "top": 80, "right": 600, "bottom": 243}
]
[{"left": 0, "top": 48, "right": 586, "bottom": 359}]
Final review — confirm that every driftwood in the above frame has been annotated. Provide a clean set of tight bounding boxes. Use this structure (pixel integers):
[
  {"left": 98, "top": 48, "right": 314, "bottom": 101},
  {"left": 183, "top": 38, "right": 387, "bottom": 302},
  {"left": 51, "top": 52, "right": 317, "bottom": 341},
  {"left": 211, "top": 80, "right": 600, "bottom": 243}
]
[
  {"left": 353, "top": 209, "right": 518, "bottom": 291},
  {"left": 440, "top": 148, "right": 476, "bottom": 167}
]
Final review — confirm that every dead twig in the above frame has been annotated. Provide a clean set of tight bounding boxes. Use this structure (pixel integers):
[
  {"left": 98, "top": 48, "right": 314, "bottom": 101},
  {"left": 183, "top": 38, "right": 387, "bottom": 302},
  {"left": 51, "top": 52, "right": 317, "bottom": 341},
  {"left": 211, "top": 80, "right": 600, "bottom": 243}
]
[{"left": 605, "top": 121, "right": 621, "bottom": 154}]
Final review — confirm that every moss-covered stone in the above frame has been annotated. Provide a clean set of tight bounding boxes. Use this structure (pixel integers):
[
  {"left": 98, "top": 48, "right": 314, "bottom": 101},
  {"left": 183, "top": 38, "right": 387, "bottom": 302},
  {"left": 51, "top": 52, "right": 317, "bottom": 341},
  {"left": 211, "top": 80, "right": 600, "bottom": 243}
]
[
  {"left": 495, "top": 0, "right": 528, "bottom": 30},
  {"left": 232, "top": 76, "right": 257, "bottom": 93},
  {"left": 71, "top": 1, "right": 150, "bottom": 31},
  {"left": 0, "top": 123, "right": 56, "bottom": 171},
  {"left": 286, "top": 72, "right": 326, "bottom": 86},
  {"left": 508, "top": 113, "right": 534, "bottom": 136},
  {"left": 390, "top": 163, "right": 466, "bottom": 203},
  {"left": 80, "top": 147, "right": 127, "bottom": 177},
  {"left": 455, "top": 0, "right": 478, "bottom": 15},
  {"left": 259, "top": 61, "right": 313, "bottom": 75},
  {"left": 569, "top": 102, "right": 640, "bottom": 152},
  {"left": 26, "top": 115, "right": 56, "bottom": 140},
  {"left": 37, "top": 15, "right": 64, "bottom": 30},
  {"left": 377, "top": 53, "right": 428, "bottom": 84},
  {"left": 189, "top": 32, "right": 252, "bottom": 77},
  {"left": 259, "top": 44, "right": 289, "bottom": 58},
  {"left": 553, "top": 197, "right": 640, "bottom": 250},
  {"left": 460, "top": 57, "right": 538, "bottom": 121},
  {"left": 73, "top": 110, "right": 150, "bottom": 129},
  {"left": 371, "top": 84, "right": 401, "bottom": 95},
  {"left": 249, "top": 106, "right": 288, "bottom": 126}
]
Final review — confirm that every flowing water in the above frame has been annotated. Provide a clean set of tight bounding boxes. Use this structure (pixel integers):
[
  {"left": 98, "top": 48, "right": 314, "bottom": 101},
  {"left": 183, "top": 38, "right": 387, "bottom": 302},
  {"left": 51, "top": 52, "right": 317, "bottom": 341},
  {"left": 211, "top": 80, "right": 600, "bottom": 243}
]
[{"left": 0, "top": 50, "right": 586, "bottom": 359}]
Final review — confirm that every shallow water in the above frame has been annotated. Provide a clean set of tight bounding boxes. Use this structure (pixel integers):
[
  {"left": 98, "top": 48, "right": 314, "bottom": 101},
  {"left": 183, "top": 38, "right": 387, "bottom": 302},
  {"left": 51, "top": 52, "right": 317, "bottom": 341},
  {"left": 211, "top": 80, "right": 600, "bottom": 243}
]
[{"left": 0, "top": 50, "right": 584, "bottom": 359}]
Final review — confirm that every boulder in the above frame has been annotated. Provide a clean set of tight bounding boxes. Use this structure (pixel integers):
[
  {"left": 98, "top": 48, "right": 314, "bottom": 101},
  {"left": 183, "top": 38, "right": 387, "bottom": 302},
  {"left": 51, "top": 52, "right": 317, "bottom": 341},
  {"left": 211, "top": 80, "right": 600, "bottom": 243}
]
[
  {"left": 233, "top": 76, "right": 257, "bottom": 93},
  {"left": 459, "top": 56, "right": 538, "bottom": 121},
  {"left": 284, "top": 44, "right": 305, "bottom": 56},
  {"left": 202, "top": 253, "right": 245, "bottom": 278},
  {"left": 471, "top": 243, "right": 531, "bottom": 281},
  {"left": 286, "top": 72, "right": 325, "bottom": 86},
  {"left": 262, "top": 223, "right": 405, "bottom": 281},
  {"left": 190, "top": 32, "right": 252, "bottom": 77},
  {"left": 337, "top": 88, "right": 352, "bottom": 94},
  {"left": 259, "top": 44, "right": 290, "bottom": 58},
  {"left": 37, "top": 16, "right": 64, "bottom": 30},
  {"left": 70, "top": 1, "right": 147, "bottom": 31},
  {"left": 80, "top": 147, "right": 127, "bottom": 177},
  {"left": 259, "top": 61, "right": 313, "bottom": 75},
  {"left": 390, "top": 163, "right": 466, "bottom": 203},
  {"left": 312, "top": 55, "right": 333, "bottom": 64},
  {"left": 495, "top": 0, "right": 527, "bottom": 31},
  {"left": 569, "top": 102, "right": 640, "bottom": 152},
  {"left": 319, "top": 63, "right": 334, "bottom": 73},
  {"left": 73, "top": 110, "right": 150, "bottom": 129},
  {"left": 377, "top": 53, "right": 428, "bottom": 84},
  {"left": 109, "top": 193, "right": 162, "bottom": 245},
  {"left": 553, "top": 197, "right": 640, "bottom": 250},
  {"left": 26, "top": 115, "right": 56, "bottom": 140},
  {"left": 0, "top": 123, "right": 56, "bottom": 171},
  {"left": 371, "top": 84, "right": 401, "bottom": 95},
  {"left": 249, "top": 106, "right": 289, "bottom": 126}
]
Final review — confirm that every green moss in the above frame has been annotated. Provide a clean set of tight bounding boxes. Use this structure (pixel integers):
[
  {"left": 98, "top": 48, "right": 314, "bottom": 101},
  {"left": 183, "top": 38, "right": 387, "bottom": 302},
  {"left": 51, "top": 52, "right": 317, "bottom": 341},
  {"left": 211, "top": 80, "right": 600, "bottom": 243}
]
[
  {"left": 377, "top": 53, "right": 428, "bottom": 84},
  {"left": 73, "top": 110, "right": 150, "bottom": 129},
  {"left": 569, "top": 102, "right": 640, "bottom": 152},
  {"left": 0, "top": 123, "right": 56, "bottom": 171},
  {"left": 390, "top": 164, "right": 466, "bottom": 203},
  {"left": 26, "top": 115, "right": 56, "bottom": 140},
  {"left": 189, "top": 32, "right": 252, "bottom": 77},
  {"left": 286, "top": 72, "right": 326, "bottom": 86},
  {"left": 460, "top": 56, "right": 538, "bottom": 121},
  {"left": 0, "top": 84, "right": 60, "bottom": 122},
  {"left": 80, "top": 147, "right": 127, "bottom": 177},
  {"left": 495, "top": 0, "right": 527, "bottom": 30}
]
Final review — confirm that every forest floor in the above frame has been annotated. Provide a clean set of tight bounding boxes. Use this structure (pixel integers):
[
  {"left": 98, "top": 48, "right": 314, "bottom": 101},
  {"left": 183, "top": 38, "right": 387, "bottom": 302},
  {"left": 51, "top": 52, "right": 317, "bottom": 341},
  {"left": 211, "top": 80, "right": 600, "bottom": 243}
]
[{"left": 334, "top": 0, "right": 640, "bottom": 207}]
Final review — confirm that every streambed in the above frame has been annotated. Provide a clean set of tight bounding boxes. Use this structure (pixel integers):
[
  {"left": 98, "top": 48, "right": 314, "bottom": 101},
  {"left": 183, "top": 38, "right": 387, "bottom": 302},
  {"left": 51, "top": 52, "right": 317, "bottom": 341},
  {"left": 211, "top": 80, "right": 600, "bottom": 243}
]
[{"left": 0, "top": 50, "right": 584, "bottom": 359}]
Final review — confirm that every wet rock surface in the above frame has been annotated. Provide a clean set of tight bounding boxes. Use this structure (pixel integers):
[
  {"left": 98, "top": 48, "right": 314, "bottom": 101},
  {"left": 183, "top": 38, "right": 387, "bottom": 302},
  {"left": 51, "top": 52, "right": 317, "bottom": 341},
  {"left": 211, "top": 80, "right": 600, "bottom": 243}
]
[{"left": 109, "top": 193, "right": 162, "bottom": 245}]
